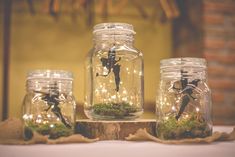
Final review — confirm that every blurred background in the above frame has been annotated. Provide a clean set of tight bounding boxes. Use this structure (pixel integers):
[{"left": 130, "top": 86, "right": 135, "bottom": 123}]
[{"left": 0, "top": 0, "right": 235, "bottom": 124}]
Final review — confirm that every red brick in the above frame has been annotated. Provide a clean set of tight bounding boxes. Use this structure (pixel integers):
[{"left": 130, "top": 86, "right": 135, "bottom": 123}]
[
  {"left": 212, "top": 91, "right": 225, "bottom": 103},
  {"left": 208, "top": 64, "right": 235, "bottom": 77},
  {"left": 204, "top": 38, "right": 235, "bottom": 50},
  {"left": 228, "top": 40, "right": 235, "bottom": 50},
  {"left": 213, "top": 105, "right": 235, "bottom": 119},
  {"left": 204, "top": 38, "right": 226, "bottom": 49},
  {"left": 209, "top": 78, "right": 235, "bottom": 90},
  {"left": 203, "top": 1, "right": 235, "bottom": 14},
  {"left": 204, "top": 27, "right": 235, "bottom": 38},
  {"left": 203, "top": 14, "right": 224, "bottom": 25},
  {"left": 204, "top": 52, "right": 235, "bottom": 64}
]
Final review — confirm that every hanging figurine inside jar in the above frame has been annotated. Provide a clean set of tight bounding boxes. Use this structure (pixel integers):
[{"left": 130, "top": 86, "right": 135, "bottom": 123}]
[{"left": 85, "top": 23, "right": 144, "bottom": 120}]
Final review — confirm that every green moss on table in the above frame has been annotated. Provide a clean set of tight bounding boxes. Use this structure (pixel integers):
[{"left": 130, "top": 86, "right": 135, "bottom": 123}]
[
  {"left": 91, "top": 102, "right": 139, "bottom": 118},
  {"left": 25, "top": 121, "right": 73, "bottom": 139},
  {"left": 156, "top": 113, "right": 212, "bottom": 140}
]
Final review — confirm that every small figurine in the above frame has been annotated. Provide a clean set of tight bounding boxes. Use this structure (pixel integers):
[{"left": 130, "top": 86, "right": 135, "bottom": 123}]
[
  {"left": 172, "top": 70, "right": 201, "bottom": 120},
  {"left": 34, "top": 85, "right": 72, "bottom": 128},
  {"left": 96, "top": 46, "right": 121, "bottom": 91}
]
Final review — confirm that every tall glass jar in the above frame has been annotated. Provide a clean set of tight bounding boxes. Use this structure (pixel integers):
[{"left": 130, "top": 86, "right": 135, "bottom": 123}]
[
  {"left": 22, "top": 70, "right": 76, "bottom": 139},
  {"left": 85, "top": 23, "right": 144, "bottom": 120},
  {"left": 156, "top": 58, "right": 212, "bottom": 140}
]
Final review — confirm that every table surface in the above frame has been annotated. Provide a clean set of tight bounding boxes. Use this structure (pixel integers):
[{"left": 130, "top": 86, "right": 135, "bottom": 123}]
[{"left": 0, "top": 126, "right": 235, "bottom": 157}]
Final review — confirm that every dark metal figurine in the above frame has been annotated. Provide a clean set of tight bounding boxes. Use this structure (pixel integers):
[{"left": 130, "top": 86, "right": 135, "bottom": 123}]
[
  {"left": 35, "top": 86, "right": 71, "bottom": 128},
  {"left": 96, "top": 46, "right": 121, "bottom": 92},
  {"left": 172, "top": 70, "right": 201, "bottom": 120}
]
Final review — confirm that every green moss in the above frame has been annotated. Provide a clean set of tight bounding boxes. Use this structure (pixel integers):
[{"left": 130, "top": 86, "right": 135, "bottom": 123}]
[
  {"left": 25, "top": 121, "right": 73, "bottom": 139},
  {"left": 91, "top": 102, "right": 139, "bottom": 118},
  {"left": 157, "top": 113, "right": 211, "bottom": 140}
]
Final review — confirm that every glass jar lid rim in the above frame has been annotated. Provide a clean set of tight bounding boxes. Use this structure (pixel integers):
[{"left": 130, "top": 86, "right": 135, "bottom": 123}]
[
  {"left": 93, "top": 22, "right": 136, "bottom": 34},
  {"left": 160, "top": 57, "right": 207, "bottom": 69},
  {"left": 27, "top": 70, "right": 73, "bottom": 80}
]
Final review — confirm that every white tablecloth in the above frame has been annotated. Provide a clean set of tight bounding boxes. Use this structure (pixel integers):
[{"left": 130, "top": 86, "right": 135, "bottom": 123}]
[{"left": 0, "top": 126, "right": 235, "bottom": 157}]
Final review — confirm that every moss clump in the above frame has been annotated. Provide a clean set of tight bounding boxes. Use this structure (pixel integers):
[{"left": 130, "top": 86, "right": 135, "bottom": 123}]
[
  {"left": 25, "top": 121, "right": 73, "bottom": 139},
  {"left": 157, "top": 113, "right": 212, "bottom": 140},
  {"left": 91, "top": 102, "right": 139, "bottom": 118}
]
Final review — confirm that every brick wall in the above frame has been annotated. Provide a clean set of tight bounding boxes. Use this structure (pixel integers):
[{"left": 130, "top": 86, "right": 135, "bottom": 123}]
[
  {"left": 203, "top": 0, "right": 235, "bottom": 125},
  {"left": 173, "top": 0, "right": 235, "bottom": 125}
]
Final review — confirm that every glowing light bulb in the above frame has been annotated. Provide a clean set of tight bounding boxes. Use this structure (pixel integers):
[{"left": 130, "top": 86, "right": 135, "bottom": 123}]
[
  {"left": 122, "top": 97, "right": 128, "bottom": 101},
  {"left": 29, "top": 114, "right": 33, "bottom": 119},
  {"left": 23, "top": 114, "right": 28, "bottom": 120},
  {"left": 111, "top": 95, "right": 116, "bottom": 99},
  {"left": 101, "top": 88, "right": 107, "bottom": 93},
  {"left": 36, "top": 119, "right": 42, "bottom": 123}
]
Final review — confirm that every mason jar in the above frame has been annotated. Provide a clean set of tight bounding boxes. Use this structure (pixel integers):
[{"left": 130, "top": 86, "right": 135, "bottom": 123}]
[
  {"left": 22, "top": 70, "right": 76, "bottom": 139},
  {"left": 156, "top": 58, "right": 212, "bottom": 140},
  {"left": 85, "top": 23, "right": 144, "bottom": 120}
]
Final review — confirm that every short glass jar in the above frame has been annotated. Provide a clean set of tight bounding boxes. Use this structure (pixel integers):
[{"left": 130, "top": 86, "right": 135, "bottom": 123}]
[
  {"left": 22, "top": 70, "right": 76, "bottom": 139},
  {"left": 156, "top": 58, "right": 212, "bottom": 140},
  {"left": 84, "top": 23, "right": 144, "bottom": 120}
]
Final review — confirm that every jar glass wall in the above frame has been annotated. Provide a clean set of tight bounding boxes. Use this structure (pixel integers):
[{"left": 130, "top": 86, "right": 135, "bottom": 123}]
[
  {"left": 156, "top": 58, "right": 212, "bottom": 140},
  {"left": 22, "top": 70, "right": 76, "bottom": 139},
  {"left": 85, "top": 23, "right": 144, "bottom": 120}
]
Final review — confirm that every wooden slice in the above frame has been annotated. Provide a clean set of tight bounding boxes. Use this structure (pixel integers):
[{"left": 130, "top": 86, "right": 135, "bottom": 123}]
[{"left": 75, "top": 119, "right": 156, "bottom": 140}]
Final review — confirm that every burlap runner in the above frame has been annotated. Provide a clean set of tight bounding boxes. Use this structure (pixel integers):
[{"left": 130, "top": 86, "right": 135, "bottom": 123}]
[
  {"left": 126, "top": 128, "right": 235, "bottom": 144},
  {"left": 0, "top": 118, "right": 234, "bottom": 145}
]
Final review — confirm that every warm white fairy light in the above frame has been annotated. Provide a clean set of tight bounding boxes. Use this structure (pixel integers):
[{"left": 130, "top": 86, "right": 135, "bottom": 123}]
[
  {"left": 47, "top": 114, "right": 51, "bottom": 118},
  {"left": 171, "top": 106, "right": 176, "bottom": 111},
  {"left": 175, "top": 98, "right": 180, "bottom": 103},
  {"left": 123, "top": 90, "right": 127, "bottom": 94},
  {"left": 196, "top": 107, "right": 200, "bottom": 112},
  {"left": 126, "top": 67, "right": 129, "bottom": 71},
  {"left": 101, "top": 88, "right": 107, "bottom": 93},
  {"left": 36, "top": 119, "right": 42, "bottom": 123},
  {"left": 133, "top": 70, "right": 137, "bottom": 74},
  {"left": 103, "top": 67, "right": 108, "bottom": 75},
  {"left": 50, "top": 124, "right": 54, "bottom": 128},
  {"left": 111, "top": 95, "right": 116, "bottom": 100},
  {"left": 122, "top": 97, "right": 128, "bottom": 101},
  {"left": 23, "top": 114, "right": 28, "bottom": 120},
  {"left": 43, "top": 120, "right": 48, "bottom": 124}
]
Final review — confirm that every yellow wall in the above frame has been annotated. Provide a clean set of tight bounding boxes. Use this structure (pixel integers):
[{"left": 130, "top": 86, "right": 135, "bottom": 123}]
[{"left": 0, "top": 3, "right": 172, "bottom": 120}]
